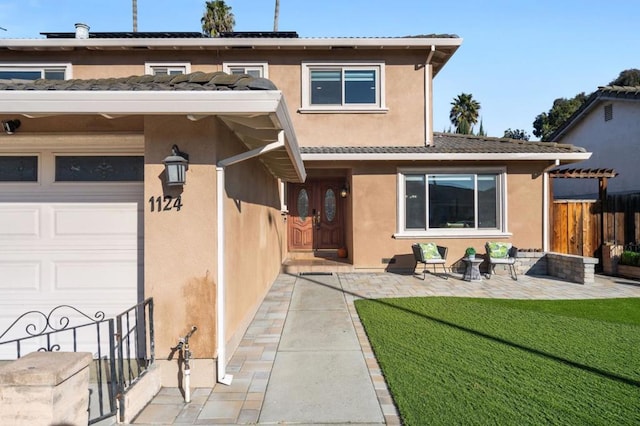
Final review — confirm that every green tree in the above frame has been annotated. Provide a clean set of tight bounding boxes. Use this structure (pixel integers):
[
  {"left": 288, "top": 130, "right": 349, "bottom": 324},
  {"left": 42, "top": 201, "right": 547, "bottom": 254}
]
[
  {"left": 609, "top": 69, "right": 640, "bottom": 86},
  {"left": 201, "top": 0, "right": 235, "bottom": 37},
  {"left": 532, "top": 93, "right": 588, "bottom": 141},
  {"left": 477, "top": 119, "right": 486, "bottom": 137},
  {"left": 449, "top": 93, "right": 481, "bottom": 135},
  {"left": 503, "top": 128, "right": 530, "bottom": 141}
]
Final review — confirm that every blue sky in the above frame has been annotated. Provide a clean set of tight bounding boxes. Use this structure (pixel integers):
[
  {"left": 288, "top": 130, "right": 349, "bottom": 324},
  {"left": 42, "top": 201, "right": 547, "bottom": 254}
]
[{"left": 1, "top": 0, "right": 638, "bottom": 140}]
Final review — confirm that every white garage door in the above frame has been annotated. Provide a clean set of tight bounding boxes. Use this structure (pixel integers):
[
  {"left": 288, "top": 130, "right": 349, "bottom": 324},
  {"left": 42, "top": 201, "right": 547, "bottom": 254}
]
[{"left": 0, "top": 138, "right": 144, "bottom": 358}]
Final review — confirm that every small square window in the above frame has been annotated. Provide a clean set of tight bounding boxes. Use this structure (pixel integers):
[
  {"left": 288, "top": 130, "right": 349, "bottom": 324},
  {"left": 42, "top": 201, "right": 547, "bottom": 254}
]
[
  {"left": 145, "top": 62, "right": 191, "bottom": 76},
  {"left": 223, "top": 62, "right": 268, "bottom": 78},
  {"left": 0, "top": 64, "right": 70, "bottom": 81}
]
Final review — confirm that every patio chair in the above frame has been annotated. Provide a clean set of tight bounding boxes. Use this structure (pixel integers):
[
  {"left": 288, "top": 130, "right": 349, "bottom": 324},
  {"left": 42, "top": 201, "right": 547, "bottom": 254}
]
[
  {"left": 412, "top": 243, "right": 448, "bottom": 280},
  {"left": 485, "top": 242, "right": 518, "bottom": 280}
]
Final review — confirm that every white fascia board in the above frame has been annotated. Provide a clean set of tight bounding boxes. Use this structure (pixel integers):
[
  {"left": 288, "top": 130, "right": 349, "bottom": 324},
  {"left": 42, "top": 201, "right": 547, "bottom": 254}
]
[
  {"left": 2, "top": 37, "right": 463, "bottom": 50},
  {"left": 300, "top": 152, "right": 592, "bottom": 162},
  {"left": 274, "top": 98, "right": 306, "bottom": 182},
  {"left": 0, "top": 90, "right": 284, "bottom": 115}
]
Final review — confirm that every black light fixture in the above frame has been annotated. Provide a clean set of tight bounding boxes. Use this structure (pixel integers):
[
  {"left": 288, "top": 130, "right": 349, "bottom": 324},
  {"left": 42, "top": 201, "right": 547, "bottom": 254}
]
[
  {"left": 2, "top": 119, "right": 20, "bottom": 134},
  {"left": 340, "top": 182, "right": 349, "bottom": 198},
  {"left": 163, "top": 144, "right": 189, "bottom": 186}
]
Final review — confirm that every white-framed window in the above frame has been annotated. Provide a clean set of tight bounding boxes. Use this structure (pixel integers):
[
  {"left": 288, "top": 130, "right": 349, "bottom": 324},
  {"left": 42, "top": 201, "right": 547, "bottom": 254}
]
[
  {"left": 0, "top": 63, "right": 71, "bottom": 80},
  {"left": 223, "top": 62, "right": 268, "bottom": 78},
  {"left": 396, "top": 167, "right": 508, "bottom": 238},
  {"left": 300, "top": 61, "right": 386, "bottom": 112},
  {"left": 145, "top": 62, "right": 191, "bottom": 76}
]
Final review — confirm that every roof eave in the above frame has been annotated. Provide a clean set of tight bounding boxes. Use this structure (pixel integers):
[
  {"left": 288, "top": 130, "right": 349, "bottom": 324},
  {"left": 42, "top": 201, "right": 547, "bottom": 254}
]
[
  {"left": 300, "top": 152, "right": 592, "bottom": 162},
  {"left": 0, "top": 90, "right": 306, "bottom": 182}
]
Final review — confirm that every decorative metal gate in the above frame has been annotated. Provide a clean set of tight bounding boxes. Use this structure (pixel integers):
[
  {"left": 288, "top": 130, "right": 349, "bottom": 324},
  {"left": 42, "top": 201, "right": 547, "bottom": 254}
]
[{"left": 0, "top": 298, "right": 154, "bottom": 424}]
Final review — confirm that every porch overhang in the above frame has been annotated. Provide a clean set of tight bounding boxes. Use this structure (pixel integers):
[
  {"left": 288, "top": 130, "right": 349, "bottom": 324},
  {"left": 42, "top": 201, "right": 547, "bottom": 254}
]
[{"left": 0, "top": 90, "right": 306, "bottom": 182}]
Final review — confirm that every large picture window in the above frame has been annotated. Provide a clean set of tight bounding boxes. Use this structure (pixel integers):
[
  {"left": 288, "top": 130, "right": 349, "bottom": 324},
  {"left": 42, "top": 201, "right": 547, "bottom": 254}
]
[
  {"left": 399, "top": 168, "right": 506, "bottom": 236},
  {"left": 301, "top": 62, "right": 386, "bottom": 112}
]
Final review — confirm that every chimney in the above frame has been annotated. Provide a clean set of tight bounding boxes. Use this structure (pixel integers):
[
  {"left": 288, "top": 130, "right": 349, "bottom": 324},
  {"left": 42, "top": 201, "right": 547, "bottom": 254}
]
[{"left": 75, "top": 23, "right": 90, "bottom": 39}]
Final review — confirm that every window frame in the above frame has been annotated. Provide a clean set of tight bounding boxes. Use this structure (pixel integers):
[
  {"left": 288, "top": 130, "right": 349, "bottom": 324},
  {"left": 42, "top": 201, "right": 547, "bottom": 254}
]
[
  {"left": 0, "top": 63, "right": 72, "bottom": 80},
  {"left": 54, "top": 154, "right": 144, "bottom": 183},
  {"left": 144, "top": 62, "right": 191, "bottom": 76},
  {"left": 222, "top": 62, "right": 269, "bottom": 78},
  {"left": 395, "top": 167, "right": 510, "bottom": 238},
  {"left": 0, "top": 154, "right": 40, "bottom": 183},
  {"left": 300, "top": 61, "right": 387, "bottom": 113}
]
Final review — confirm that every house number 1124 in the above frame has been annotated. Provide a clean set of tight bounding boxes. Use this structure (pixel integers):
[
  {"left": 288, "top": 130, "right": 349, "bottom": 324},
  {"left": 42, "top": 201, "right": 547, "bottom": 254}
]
[{"left": 148, "top": 195, "right": 183, "bottom": 212}]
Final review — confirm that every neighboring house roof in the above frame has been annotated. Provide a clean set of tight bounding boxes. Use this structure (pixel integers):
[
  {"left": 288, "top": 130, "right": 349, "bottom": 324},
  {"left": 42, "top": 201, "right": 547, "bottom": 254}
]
[
  {"left": 549, "top": 85, "right": 640, "bottom": 141},
  {"left": 0, "top": 72, "right": 306, "bottom": 182},
  {"left": 0, "top": 33, "right": 461, "bottom": 76},
  {"left": 301, "top": 133, "right": 590, "bottom": 163}
]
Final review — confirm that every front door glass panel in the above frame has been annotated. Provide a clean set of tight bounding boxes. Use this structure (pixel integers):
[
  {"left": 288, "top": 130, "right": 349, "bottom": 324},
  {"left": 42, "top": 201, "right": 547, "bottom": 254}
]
[
  {"left": 297, "top": 188, "right": 309, "bottom": 221},
  {"left": 325, "top": 189, "right": 336, "bottom": 222}
]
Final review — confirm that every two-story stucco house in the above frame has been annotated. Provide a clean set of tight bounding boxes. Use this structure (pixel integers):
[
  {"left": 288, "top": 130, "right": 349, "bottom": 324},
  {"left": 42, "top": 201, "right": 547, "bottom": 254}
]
[
  {"left": 0, "top": 27, "right": 590, "bottom": 387},
  {"left": 550, "top": 86, "right": 640, "bottom": 199}
]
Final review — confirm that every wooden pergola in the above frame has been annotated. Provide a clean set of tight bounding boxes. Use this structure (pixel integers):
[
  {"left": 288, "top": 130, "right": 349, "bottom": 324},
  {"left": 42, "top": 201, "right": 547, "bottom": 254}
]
[{"left": 550, "top": 168, "right": 619, "bottom": 264}]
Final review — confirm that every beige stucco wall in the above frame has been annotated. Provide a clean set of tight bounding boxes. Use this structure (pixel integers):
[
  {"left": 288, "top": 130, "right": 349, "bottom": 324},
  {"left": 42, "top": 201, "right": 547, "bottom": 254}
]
[
  {"left": 305, "top": 160, "right": 548, "bottom": 271},
  {"left": 143, "top": 115, "right": 286, "bottom": 386},
  {"left": 8, "top": 48, "right": 431, "bottom": 148}
]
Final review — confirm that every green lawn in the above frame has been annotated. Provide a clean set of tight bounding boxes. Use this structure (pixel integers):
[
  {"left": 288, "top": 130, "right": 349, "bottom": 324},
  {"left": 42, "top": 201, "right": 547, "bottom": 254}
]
[{"left": 354, "top": 297, "right": 640, "bottom": 426}]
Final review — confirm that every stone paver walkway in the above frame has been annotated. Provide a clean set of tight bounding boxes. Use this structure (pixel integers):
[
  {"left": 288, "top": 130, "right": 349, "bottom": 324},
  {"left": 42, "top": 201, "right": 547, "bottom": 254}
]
[{"left": 132, "top": 271, "right": 640, "bottom": 425}]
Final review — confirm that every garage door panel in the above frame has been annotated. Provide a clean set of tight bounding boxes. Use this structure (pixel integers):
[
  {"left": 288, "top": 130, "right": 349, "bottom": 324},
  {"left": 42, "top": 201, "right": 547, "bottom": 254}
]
[
  {"left": 0, "top": 261, "right": 41, "bottom": 290},
  {"left": 0, "top": 207, "right": 40, "bottom": 238},
  {"left": 54, "top": 258, "right": 138, "bottom": 290},
  {"left": 53, "top": 203, "right": 138, "bottom": 238}
]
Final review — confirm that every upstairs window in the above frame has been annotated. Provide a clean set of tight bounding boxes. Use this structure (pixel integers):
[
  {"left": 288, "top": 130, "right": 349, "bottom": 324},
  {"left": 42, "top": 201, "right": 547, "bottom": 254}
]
[
  {"left": 0, "top": 64, "right": 69, "bottom": 80},
  {"left": 145, "top": 62, "right": 190, "bottom": 76},
  {"left": 301, "top": 62, "right": 386, "bottom": 112},
  {"left": 223, "top": 62, "right": 268, "bottom": 78}
]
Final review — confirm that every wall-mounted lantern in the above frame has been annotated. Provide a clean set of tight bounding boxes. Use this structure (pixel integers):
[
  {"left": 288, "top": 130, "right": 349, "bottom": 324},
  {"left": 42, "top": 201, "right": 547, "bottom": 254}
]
[
  {"left": 163, "top": 144, "right": 189, "bottom": 186},
  {"left": 340, "top": 182, "right": 349, "bottom": 198}
]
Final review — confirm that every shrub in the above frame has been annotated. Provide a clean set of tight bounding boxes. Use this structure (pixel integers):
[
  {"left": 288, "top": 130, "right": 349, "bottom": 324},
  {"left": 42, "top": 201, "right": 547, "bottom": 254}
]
[{"left": 619, "top": 250, "right": 640, "bottom": 266}]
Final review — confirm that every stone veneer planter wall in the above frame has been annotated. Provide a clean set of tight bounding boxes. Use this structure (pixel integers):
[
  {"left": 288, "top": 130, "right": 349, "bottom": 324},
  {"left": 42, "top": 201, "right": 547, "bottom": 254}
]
[
  {"left": 508, "top": 251, "right": 598, "bottom": 285},
  {"left": 602, "top": 243, "right": 640, "bottom": 280}
]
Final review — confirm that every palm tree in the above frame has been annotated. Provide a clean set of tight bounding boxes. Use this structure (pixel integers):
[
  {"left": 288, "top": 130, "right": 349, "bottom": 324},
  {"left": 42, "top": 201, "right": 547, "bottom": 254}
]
[
  {"left": 274, "top": 0, "right": 280, "bottom": 31},
  {"left": 449, "top": 93, "right": 481, "bottom": 135},
  {"left": 201, "top": 0, "right": 235, "bottom": 37}
]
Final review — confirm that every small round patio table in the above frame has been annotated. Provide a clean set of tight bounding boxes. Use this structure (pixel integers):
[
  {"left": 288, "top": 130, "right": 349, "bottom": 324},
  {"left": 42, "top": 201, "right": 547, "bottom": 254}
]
[{"left": 463, "top": 257, "right": 483, "bottom": 282}]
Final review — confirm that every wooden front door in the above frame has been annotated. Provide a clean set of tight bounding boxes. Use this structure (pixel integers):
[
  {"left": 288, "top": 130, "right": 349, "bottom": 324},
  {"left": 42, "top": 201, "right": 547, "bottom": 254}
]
[{"left": 288, "top": 180, "right": 345, "bottom": 251}]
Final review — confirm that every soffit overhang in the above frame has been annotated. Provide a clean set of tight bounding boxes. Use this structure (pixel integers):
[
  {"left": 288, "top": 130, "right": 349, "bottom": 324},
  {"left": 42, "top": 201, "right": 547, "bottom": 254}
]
[{"left": 0, "top": 90, "right": 306, "bottom": 182}]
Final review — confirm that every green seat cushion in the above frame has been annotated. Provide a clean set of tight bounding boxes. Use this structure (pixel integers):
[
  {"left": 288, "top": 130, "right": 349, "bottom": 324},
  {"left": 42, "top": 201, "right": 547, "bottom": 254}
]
[
  {"left": 419, "top": 243, "right": 441, "bottom": 260},
  {"left": 486, "top": 242, "right": 511, "bottom": 259}
]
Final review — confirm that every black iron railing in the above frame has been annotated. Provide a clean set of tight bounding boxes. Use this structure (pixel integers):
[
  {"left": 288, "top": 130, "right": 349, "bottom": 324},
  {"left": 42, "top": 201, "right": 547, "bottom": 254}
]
[{"left": 0, "top": 298, "right": 154, "bottom": 425}]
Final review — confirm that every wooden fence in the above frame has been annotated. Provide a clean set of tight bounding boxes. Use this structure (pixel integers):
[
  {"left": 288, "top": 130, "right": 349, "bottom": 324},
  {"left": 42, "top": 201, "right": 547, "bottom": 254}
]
[{"left": 552, "top": 193, "right": 640, "bottom": 258}]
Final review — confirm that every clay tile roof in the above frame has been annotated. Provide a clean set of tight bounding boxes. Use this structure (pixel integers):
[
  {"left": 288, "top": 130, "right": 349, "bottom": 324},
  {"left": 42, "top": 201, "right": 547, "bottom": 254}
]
[
  {"left": 300, "top": 132, "right": 587, "bottom": 155},
  {"left": 0, "top": 71, "right": 279, "bottom": 92}
]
